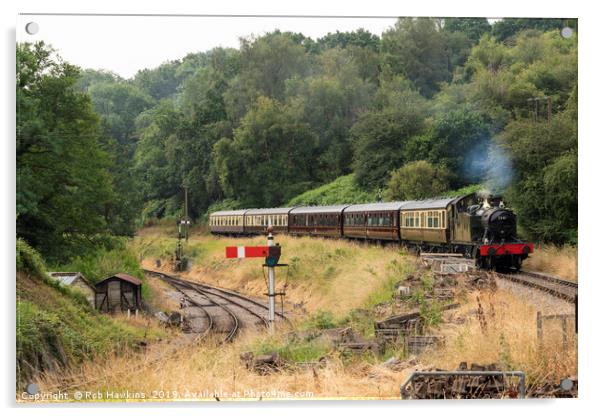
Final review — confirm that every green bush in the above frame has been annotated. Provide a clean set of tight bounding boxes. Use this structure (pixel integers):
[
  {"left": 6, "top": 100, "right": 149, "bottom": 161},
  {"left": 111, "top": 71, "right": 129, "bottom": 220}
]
[
  {"left": 305, "top": 310, "right": 337, "bottom": 330},
  {"left": 58, "top": 244, "right": 143, "bottom": 284},
  {"left": 288, "top": 174, "right": 375, "bottom": 206},
  {"left": 250, "top": 335, "right": 331, "bottom": 363},
  {"left": 16, "top": 238, "right": 47, "bottom": 279}
]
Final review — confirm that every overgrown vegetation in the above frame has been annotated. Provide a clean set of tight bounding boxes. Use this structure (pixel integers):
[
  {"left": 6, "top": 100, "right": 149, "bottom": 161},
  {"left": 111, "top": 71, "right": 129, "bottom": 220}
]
[
  {"left": 287, "top": 174, "right": 375, "bottom": 206},
  {"left": 58, "top": 242, "right": 144, "bottom": 284},
  {"left": 249, "top": 333, "right": 332, "bottom": 363},
  {"left": 16, "top": 240, "right": 163, "bottom": 386}
]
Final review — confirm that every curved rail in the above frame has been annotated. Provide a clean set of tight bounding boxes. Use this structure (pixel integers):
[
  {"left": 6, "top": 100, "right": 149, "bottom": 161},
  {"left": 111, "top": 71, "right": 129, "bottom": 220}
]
[
  {"left": 146, "top": 270, "right": 240, "bottom": 343},
  {"left": 186, "top": 282, "right": 269, "bottom": 328},
  {"left": 178, "top": 276, "right": 289, "bottom": 324},
  {"left": 143, "top": 269, "right": 291, "bottom": 326},
  {"left": 158, "top": 274, "right": 240, "bottom": 343},
  {"left": 147, "top": 272, "right": 214, "bottom": 341}
]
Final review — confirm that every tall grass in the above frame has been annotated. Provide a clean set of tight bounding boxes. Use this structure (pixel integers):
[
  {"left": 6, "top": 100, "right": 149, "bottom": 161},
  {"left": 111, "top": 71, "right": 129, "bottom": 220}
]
[
  {"left": 28, "top": 230, "right": 578, "bottom": 400},
  {"left": 523, "top": 244, "right": 577, "bottom": 280},
  {"left": 16, "top": 240, "right": 166, "bottom": 387},
  {"left": 135, "top": 233, "right": 415, "bottom": 320},
  {"left": 422, "top": 289, "right": 577, "bottom": 391}
]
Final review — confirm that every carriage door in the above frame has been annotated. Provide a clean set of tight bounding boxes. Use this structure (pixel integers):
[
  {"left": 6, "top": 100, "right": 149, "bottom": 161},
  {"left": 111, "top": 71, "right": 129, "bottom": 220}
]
[{"left": 108, "top": 280, "right": 121, "bottom": 312}]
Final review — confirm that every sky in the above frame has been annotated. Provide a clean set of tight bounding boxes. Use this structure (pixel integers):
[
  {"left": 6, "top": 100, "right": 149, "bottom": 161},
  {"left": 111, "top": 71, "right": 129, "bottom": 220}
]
[{"left": 16, "top": 14, "right": 403, "bottom": 78}]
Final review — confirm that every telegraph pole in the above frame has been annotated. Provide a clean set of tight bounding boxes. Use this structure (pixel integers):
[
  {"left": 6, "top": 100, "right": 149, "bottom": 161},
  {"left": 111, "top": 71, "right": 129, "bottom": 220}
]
[
  {"left": 175, "top": 186, "right": 191, "bottom": 271},
  {"left": 183, "top": 185, "right": 190, "bottom": 241}
]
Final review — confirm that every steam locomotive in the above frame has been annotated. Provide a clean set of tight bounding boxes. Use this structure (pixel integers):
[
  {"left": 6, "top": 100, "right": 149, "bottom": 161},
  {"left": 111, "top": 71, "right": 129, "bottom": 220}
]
[{"left": 209, "top": 193, "right": 533, "bottom": 271}]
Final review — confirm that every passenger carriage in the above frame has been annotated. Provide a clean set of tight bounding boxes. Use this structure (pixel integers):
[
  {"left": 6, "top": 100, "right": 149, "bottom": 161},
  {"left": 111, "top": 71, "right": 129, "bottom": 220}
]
[
  {"left": 343, "top": 202, "right": 406, "bottom": 241},
  {"left": 289, "top": 205, "right": 349, "bottom": 237},
  {"left": 208, "top": 209, "right": 248, "bottom": 235},
  {"left": 244, "top": 207, "right": 293, "bottom": 234}
]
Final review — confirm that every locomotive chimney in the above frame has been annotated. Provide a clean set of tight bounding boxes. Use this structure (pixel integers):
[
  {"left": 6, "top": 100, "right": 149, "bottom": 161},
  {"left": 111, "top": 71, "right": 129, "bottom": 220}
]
[{"left": 483, "top": 197, "right": 491, "bottom": 209}]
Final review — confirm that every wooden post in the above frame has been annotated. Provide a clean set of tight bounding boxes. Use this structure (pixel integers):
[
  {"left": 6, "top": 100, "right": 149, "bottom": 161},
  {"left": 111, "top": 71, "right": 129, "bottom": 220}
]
[
  {"left": 536, "top": 311, "right": 543, "bottom": 346},
  {"left": 561, "top": 316, "right": 568, "bottom": 351},
  {"left": 575, "top": 294, "right": 578, "bottom": 334}
]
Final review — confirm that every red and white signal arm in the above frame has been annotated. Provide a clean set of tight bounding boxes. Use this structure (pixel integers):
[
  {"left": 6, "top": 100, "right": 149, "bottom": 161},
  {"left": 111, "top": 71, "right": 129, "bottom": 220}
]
[
  {"left": 225, "top": 246, "right": 270, "bottom": 258},
  {"left": 225, "top": 245, "right": 282, "bottom": 262}
]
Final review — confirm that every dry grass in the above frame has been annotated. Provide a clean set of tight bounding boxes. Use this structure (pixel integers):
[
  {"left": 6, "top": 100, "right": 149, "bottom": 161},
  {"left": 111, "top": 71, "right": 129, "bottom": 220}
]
[
  {"left": 422, "top": 288, "right": 577, "bottom": 393},
  {"left": 135, "top": 231, "right": 415, "bottom": 320},
  {"left": 523, "top": 244, "right": 578, "bottom": 281},
  {"left": 27, "top": 229, "right": 577, "bottom": 402},
  {"left": 34, "top": 286, "right": 577, "bottom": 401},
  {"left": 34, "top": 327, "right": 410, "bottom": 401}
]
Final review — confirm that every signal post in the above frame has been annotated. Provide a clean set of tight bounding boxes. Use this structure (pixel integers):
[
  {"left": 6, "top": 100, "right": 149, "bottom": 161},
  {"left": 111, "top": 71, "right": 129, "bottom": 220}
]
[{"left": 225, "top": 226, "right": 282, "bottom": 330}]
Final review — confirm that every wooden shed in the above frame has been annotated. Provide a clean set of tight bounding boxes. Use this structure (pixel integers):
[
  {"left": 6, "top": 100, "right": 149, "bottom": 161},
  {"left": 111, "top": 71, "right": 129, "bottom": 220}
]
[
  {"left": 94, "top": 273, "right": 142, "bottom": 313},
  {"left": 47, "top": 272, "right": 96, "bottom": 307}
]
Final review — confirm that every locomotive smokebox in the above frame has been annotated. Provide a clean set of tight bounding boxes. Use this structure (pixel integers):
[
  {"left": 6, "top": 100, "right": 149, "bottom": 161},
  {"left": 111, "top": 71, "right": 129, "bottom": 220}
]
[{"left": 482, "top": 207, "right": 517, "bottom": 240}]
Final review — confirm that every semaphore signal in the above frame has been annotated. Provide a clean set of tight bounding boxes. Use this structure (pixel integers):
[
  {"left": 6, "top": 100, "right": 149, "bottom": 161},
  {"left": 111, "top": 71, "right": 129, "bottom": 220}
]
[{"left": 225, "top": 224, "right": 281, "bottom": 330}]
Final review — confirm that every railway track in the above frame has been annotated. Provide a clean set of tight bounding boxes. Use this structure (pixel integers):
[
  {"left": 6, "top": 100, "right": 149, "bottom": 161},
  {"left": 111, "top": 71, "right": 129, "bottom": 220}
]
[
  {"left": 495, "top": 270, "right": 577, "bottom": 303},
  {"left": 419, "top": 253, "right": 577, "bottom": 302},
  {"left": 144, "top": 270, "right": 287, "bottom": 342},
  {"left": 162, "top": 276, "right": 239, "bottom": 342}
]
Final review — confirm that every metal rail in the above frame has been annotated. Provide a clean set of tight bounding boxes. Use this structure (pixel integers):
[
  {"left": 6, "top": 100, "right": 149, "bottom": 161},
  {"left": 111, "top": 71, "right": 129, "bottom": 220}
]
[
  {"left": 186, "top": 280, "right": 270, "bottom": 328},
  {"left": 147, "top": 272, "right": 214, "bottom": 341},
  {"left": 144, "top": 269, "right": 290, "bottom": 325},
  {"left": 520, "top": 270, "right": 578, "bottom": 289},
  {"left": 179, "top": 276, "right": 290, "bottom": 323},
  {"left": 400, "top": 370, "right": 526, "bottom": 399},
  {"left": 496, "top": 271, "right": 577, "bottom": 302},
  {"left": 153, "top": 273, "right": 240, "bottom": 343}
]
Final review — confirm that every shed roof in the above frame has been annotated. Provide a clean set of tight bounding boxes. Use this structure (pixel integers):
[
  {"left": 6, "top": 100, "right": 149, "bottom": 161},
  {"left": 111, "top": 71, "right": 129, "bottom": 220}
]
[
  {"left": 245, "top": 207, "right": 295, "bottom": 215},
  {"left": 290, "top": 205, "right": 350, "bottom": 214},
  {"left": 210, "top": 209, "right": 249, "bottom": 216},
  {"left": 47, "top": 272, "right": 94, "bottom": 288},
  {"left": 344, "top": 201, "right": 408, "bottom": 213},
  {"left": 400, "top": 197, "right": 457, "bottom": 210},
  {"left": 97, "top": 273, "right": 142, "bottom": 286}
]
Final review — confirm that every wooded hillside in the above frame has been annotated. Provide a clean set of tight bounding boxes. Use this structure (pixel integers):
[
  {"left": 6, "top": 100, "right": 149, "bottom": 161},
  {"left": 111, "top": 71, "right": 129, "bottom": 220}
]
[{"left": 17, "top": 18, "right": 578, "bottom": 264}]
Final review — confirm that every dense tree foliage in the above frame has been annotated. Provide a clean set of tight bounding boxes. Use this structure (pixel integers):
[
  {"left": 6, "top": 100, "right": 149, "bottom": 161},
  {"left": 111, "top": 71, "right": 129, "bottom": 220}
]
[
  {"left": 491, "top": 18, "right": 566, "bottom": 41},
  {"left": 17, "top": 43, "right": 115, "bottom": 260},
  {"left": 17, "top": 17, "right": 578, "bottom": 250},
  {"left": 385, "top": 161, "right": 450, "bottom": 201}
]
